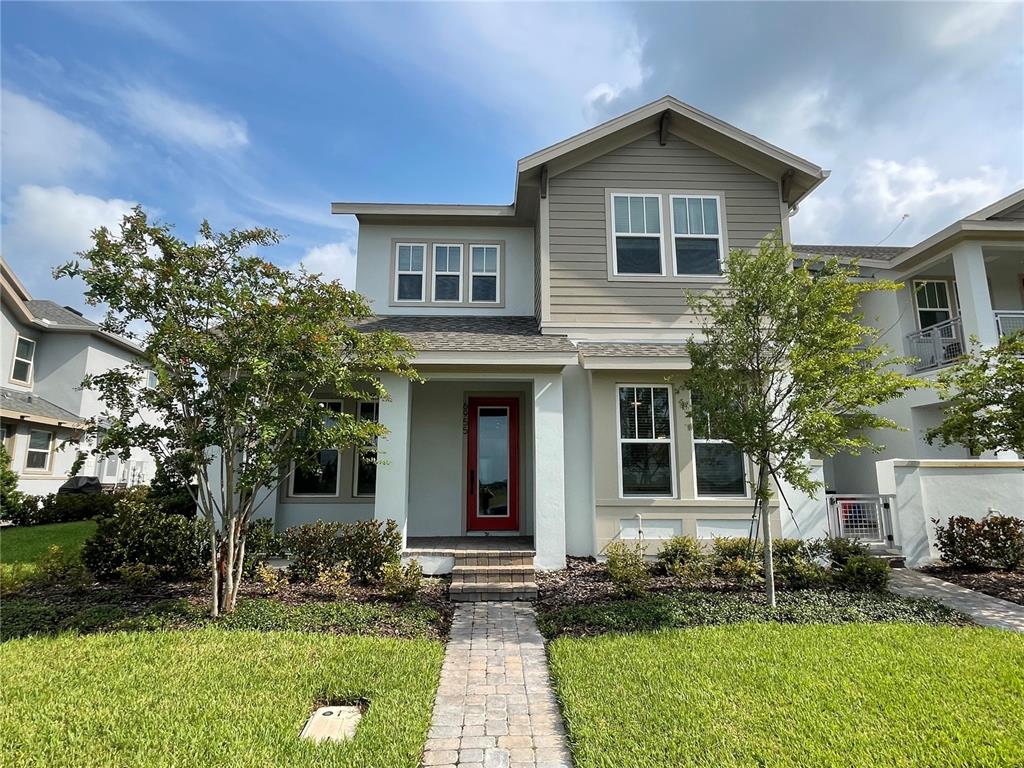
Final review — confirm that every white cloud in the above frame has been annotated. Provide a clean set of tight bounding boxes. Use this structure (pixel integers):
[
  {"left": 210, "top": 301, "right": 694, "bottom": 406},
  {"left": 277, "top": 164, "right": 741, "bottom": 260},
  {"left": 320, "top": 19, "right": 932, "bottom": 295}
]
[
  {"left": 1, "top": 89, "right": 111, "bottom": 187},
  {"left": 2, "top": 185, "right": 136, "bottom": 303},
  {"left": 119, "top": 85, "right": 248, "bottom": 151},
  {"left": 288, "top": 240, "right": 357, "bottom": 286},
  {"left": 933, "top": 3, "right": 1015, "bottom": 48}
]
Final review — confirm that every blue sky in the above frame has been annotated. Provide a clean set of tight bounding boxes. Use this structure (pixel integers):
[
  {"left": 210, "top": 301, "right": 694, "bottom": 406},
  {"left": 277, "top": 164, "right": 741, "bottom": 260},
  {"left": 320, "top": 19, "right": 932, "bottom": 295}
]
[{"left": 2, "top": 1, "right": 1022, "bottom": 308}]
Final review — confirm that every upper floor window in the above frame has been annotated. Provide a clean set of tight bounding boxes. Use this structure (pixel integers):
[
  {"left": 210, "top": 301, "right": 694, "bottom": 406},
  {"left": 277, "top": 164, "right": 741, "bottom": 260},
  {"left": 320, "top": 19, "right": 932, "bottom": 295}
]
[
  {"left": 432, "top": 245, "right": 463, "bottom": 302},
  {"left": 10, "top": 335, "right": 35, "bottom": 385},
  {"left": 291, "top": 401, "right": 342, "bottom": 496},
  {"left": 617, "top": 384, "right": 675, "bottom": 497},
  {"left": 670, "top": 195, "right": 722, "bottom": 275},
  {"left": 690, "top": 390, "right": 747, "bottom": 498},
  {"left": 611, "top": 194, "right": 664, "bottom": 275},
  {"left": 470, "top": 245, "right": 500, "bottom": 303},
  {"left": 394, "top": 243, "right": 426, "bottom": 302},
  {"left": 913, "top": 279, "right": 957, "bottom": 330}
]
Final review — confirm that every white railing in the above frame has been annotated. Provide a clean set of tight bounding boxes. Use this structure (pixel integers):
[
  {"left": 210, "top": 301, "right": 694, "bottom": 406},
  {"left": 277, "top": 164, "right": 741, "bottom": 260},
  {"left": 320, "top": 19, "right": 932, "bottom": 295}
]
[
  {"left": 905, "top": 316, "right": 964, "bottom": 372},
  {"left": 826, "top": 494, "right": 895, "bottom": 544},
  {"left": 995, "top": 310, "right": 1024, "bottom": 340}
]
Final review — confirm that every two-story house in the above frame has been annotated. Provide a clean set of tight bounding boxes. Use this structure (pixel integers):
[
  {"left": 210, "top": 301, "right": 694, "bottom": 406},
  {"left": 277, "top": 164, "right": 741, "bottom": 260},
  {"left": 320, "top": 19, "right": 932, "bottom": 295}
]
[
  {"left": 248, "top": 96, "right": 831, "bottom": 591},
  {"left": 1, "top": 257, "right": 157, "bottom": 495}
]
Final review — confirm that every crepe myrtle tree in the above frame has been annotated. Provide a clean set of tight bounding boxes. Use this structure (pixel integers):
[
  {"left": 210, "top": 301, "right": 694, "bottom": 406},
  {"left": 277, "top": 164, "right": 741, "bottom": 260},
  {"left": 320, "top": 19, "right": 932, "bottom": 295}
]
[
  {"left": 926, "top": 333, "right": 1024, "bottom": 456},
  {"left": 683, "top": 234, "right": 923, "bottom": 606},
  {"left": 57, "top": 207, "right": 416, "bottom": 615}
]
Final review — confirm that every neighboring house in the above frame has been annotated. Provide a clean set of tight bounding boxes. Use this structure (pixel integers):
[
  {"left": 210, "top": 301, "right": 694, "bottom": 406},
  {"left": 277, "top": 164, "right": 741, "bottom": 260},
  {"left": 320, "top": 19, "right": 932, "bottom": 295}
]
[
  {"left": 251, "top": 95, "right": 835, "bottom": 579},
  {"left": 1, "top": 257, "right": 157, "bottom": 495},
  {"left": 793, "top": 190, "right": 1024, "bottom": 566}
]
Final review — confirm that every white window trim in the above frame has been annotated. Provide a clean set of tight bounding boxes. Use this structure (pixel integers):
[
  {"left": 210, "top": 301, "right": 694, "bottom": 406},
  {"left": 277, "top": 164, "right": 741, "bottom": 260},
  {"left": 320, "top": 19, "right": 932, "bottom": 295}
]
[
  {"left": 289, "top": 400, "right": 343, "bottom": 498},
  {"left": 469, "top": 243, "right": 502, "bottom": 304},
  {"left": 352, "top": 400, "right": 379, "bottom": 498},
  {"left": 25, "top": 428, "right": 53, "bottom": 473},
  {"left": 669, "top": 194, "right": 725, "bottom": 277},
  {"left": 912, "top": 278, "right": 958, "bottom": 331},
  {"left": 689, "top": 392, "right": 750, "bottom": 500},
  {"left": 610, "top": 194, "right": 666, "bottom": 277},
  {"left": 393, "top": 242, "right": 427, "bottom": 303},
  {"left": 10, "top": 335, "right": 36, "bottom": 386},
  {"left": 615, "top": 384, "right": 677, "bottom": 499},
  {"left": 430, "top": 243, "right": 463, "bottom": 303}
]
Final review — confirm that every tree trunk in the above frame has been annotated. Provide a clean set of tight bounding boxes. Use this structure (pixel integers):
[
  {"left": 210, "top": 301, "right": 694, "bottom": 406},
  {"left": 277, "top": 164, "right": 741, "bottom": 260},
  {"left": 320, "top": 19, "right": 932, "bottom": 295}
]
[{"left": 757, "top": 460, "right": 776, "bottom": 608}]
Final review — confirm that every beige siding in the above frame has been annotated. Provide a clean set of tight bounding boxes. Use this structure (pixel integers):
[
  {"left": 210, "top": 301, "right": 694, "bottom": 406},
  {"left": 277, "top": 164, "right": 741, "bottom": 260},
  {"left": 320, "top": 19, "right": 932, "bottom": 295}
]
[
  {"left": 547, "top": 132, "right": 782, "bottom": 327},
  {"left": 991, "top": 201, "right": 1024, "bottom": 222}
]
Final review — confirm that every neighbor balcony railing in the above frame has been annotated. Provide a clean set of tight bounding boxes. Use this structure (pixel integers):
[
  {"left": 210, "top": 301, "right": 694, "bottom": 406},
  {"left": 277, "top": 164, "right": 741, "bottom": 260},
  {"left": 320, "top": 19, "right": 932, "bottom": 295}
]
[
  {"left": 995, "top": 310, "right": 1024, "bottom": 340},
  {"left": 905, "top": 316, "right": 965, "bottom": 372},
  {"left": 825, "top": 494, "right": 895, "bottom": 545}
]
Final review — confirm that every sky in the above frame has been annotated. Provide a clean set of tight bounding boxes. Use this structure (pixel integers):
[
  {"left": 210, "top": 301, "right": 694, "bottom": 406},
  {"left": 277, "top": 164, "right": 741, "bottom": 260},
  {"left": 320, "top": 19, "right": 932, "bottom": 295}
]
[{"left": 2, "top": 1, "right": 1022, "bottom": 309}]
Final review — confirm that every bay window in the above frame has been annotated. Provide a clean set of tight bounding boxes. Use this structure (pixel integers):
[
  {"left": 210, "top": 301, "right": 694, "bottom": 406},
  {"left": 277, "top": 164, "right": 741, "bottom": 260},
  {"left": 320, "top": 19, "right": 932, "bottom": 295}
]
[{"left": 617, "top": 385, "right": 675, "bottom": 497}]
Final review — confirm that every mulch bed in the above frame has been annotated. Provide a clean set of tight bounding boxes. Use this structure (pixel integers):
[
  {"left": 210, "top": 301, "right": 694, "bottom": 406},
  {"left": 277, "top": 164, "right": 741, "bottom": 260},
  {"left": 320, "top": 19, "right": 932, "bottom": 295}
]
[{"left": 920, "top": 566, "right": 1024, "bottom": 607}]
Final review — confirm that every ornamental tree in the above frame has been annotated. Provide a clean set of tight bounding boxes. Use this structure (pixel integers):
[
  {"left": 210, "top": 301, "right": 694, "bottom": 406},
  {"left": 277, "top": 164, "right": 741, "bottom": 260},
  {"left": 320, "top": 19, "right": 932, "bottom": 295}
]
[
  {"left": 926, "top": 334, "right": 1024, "bottom": 456},
  {"left": 57, "top": 207, "right": 415, "bottom": 615},
  {"left": 684, "top": 234, "right": 923, "bottom": 606}
]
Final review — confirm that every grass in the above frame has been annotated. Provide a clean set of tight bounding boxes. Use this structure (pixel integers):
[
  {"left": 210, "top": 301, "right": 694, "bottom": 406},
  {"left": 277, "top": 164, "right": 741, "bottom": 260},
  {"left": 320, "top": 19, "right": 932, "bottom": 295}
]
[
  {"left": 0, "top": 628, "right": 444, "bottom": 768},
  {"left": 0, "top": 520, "right": 96, "bottom": 564},
  {"left": 536, "top": 588, "right": 967, "bottom": 638},
  {"left": 549, "top": 623, "right": 1024, "bottom": 768}
]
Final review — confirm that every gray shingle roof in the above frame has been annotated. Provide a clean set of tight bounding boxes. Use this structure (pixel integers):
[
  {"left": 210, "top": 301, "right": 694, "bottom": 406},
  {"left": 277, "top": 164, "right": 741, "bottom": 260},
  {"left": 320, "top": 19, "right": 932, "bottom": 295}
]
[
  {"left": 792, "top": 244, "right": 910, "bottom": 262},
  {"left": 0, "top": 387, "right": 83, "bottom": 423},
  {"left": 356, "top": 315, "right": 576, "bottom": 353},
  {"left": 577, "top": 342, "right": 690, "bottom": 358},
  {"left": 24, "top": 300, "right": 99, "bottom": 329}
]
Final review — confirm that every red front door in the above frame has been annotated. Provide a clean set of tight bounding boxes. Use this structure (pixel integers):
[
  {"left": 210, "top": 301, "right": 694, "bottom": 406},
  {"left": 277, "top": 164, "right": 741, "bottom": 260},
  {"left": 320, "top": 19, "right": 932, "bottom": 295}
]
[{"left": 466, "top": 397, "right": 519, "bottom": 532}]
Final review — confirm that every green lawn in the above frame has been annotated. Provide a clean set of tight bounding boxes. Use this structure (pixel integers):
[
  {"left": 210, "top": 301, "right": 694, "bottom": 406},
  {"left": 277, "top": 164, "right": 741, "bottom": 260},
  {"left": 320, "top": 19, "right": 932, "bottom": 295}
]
[
  {"left": 549, "top": 623, "right": 1024, "bottom": 768},
  {"left": 0, "top": 628, "right": 444, "bottom": 768},
  {"left": 0, "top": 521, "right": 96, "bottom": 564}
]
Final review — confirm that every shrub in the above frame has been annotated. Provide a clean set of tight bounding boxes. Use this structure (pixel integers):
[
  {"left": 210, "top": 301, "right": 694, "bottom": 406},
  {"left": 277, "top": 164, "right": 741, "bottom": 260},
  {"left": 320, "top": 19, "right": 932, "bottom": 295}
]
[
  {"left": 712, "top": 536, "right": 762, "bottom": 563},
  {"left": 116, "top": 563, "right": 160, "bottom": 592},
  {"left": 0, "top": 563, "right": 35, "bottom": 596},
  {"left": 81, "top": 491, "right": 208, "bottom": 580},
  {"left": 0, "top": 447, "right": 33, "bottom": 525},
  {"left": 34, "top": 545, "right": 91, "bottom": 589},
  {"left": 772, "top": 538, "right": 831, "bottom": 589},
  {"left": 281, "top": 521, "right": 342, "bottom": 582},
  {"left": 242, "top": 518, "right": 284, "bottom": 577},
  {"left": 337, "top": 519, "right": 402, "bottom": 583},
  {"left": 667, "top": 556, "right": 713, "bottom": 587},
  {"left": 823, "top": 536, "right": 870, "bottom": 568},
  {"left": 382, "top": 559, "right": 422, "bottom": 601},
  {"left": 835, "top": 555, "right": 890, "bottom": 591},
  {"left": 718, "top": 556, "right": 764, "bottom": 587},
  {"left": 605, "top": 540, "right": 650, "bottom": 597},
  {"left": 148, "top": 451, "right": 197, "bottom": 517},
  {"left": 982, "top": 515, "right": 1024, "bottom": 571},
  {"left": 314, "top": 563, "right": 353, "bottom": 599},
  {"left": 656, "top": 536, "right": 704, "bottom": 569},
  {"left": 36, "top": 492, "right": 117, "bottom": 526},
  {"left": 253, "top": 563, "right": 287, "bottom": 594}
]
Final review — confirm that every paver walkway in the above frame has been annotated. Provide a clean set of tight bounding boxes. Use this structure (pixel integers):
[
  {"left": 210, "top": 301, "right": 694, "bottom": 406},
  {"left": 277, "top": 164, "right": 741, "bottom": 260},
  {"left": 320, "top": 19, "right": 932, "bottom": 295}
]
[
  {"left": 424, "top": 603, "right": 573, "bottom": 768},
  {"left": 890, "top": 568, "right": 1024, "bottom": 632}
]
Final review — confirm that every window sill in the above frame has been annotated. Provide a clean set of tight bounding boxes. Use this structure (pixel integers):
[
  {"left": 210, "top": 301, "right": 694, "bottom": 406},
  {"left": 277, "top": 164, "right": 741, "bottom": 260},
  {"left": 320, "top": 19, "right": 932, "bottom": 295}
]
[{"left": 607, "top": 273, "right": 727, "bottom": 283}]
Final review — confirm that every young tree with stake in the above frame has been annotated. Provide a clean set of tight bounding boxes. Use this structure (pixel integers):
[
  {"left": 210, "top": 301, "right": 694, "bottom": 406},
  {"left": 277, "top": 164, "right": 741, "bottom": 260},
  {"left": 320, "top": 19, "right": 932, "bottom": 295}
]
[
  {"left": 57, "top": 208, "right": 416, "bottom": 615},
  {"left": 684, "top": 234, "right": 922, "bottom": 606}
]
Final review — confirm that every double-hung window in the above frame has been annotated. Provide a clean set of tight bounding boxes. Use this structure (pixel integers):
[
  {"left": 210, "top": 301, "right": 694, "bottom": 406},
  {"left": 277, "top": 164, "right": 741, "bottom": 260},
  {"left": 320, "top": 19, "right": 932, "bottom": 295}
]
[
  {"left": 470, "top": 245, "right": 500, "bottom": 303},
  {"left": 10, "top": 336, "right": 35, "bottom": 385},
  {"left": 913, "top": 279, "right": 957, "bottom": 330},
  {"left": 670, "top": 195, "right": 723, "bottom": 275},
  {"left": 432, "top": 244, "right": 462, "bottom": 302},
  {"left": 394, "top": 243, "right": 426, "bottom": 302},
  {"left": 26, "top": 429, "right": 52, "bottom": 471},
  {"left": 353, "top": 400, "right": 379, "bottom": 497},
  {"left": 611, "top": 194, "right": 664, "bottom": 275},
  {"left": 617, "top": 385, "right": 675, "bottom": 497},
  {"left": 691, "top": 391, "right": 747, "bottom": 497},
  {"left": 291, "top": 402, "right": 342, "bottom": 496}
]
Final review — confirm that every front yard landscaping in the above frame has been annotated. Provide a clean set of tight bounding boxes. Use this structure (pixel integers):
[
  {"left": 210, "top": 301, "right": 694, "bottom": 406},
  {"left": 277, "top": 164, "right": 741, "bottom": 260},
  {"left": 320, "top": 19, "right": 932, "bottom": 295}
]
[
  {"left": 0, "top": 628, "right": 444, "bottom": 768},
  {"left": 0, "top": 520, "right": 96, "bottom": 565},
  {"left": 548, "top": 623, "right": 1024, "bottom": 768}
]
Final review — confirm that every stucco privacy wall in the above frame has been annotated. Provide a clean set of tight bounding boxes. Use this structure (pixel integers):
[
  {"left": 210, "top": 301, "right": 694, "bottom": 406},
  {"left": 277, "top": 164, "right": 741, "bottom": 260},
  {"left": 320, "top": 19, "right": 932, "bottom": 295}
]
[
  {"left": 406, "top": 379, "right": 535, "bottom": 538},
  {"left": 546, "top": 132, "right": 783, "bottom": 329},
  {"left": 355, "top": 225, "right": 536, "bottom": 315},
  {"left": 588, "top": 369, "right": 779, "bottom": 555},
  {"left": 877, "top": 459, "right": 1024, "bottom": 567}
]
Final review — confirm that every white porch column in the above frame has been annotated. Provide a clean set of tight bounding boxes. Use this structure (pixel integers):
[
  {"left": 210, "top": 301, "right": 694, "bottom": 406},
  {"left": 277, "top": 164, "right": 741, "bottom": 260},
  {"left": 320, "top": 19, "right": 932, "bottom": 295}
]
[
  {"left": 532, "top": 373, "right": 566, "bottom": 570},
  {"left": 952, "top": 242, "right": 998, "bottom": 348},
  {"left": 374, "top": 374, "right": 412, "bottom": 550}
]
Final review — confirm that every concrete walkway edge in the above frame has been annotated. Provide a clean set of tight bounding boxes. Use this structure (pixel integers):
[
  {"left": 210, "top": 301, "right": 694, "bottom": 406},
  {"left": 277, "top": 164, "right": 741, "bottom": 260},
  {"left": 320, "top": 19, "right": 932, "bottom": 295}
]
[
  {"left": 424, "top": 603, "right": 572, "bottom": 768},
  {"left": 889, "top": 568, "right": 1024, "bottom": 632}
]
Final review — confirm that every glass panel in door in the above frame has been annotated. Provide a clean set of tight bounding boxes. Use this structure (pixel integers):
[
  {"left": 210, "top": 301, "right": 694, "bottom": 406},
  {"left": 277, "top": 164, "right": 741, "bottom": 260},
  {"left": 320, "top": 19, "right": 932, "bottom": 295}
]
[{"left": 476, "top": 407, "right": 509, "bottom": 517}]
